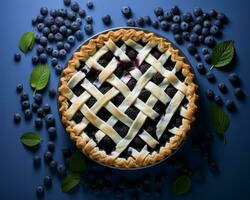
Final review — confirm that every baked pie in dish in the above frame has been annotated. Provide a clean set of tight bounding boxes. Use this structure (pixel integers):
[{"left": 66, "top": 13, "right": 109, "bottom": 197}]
[{"left": 58, "top": 29, "right": 198, "bottom": 169}]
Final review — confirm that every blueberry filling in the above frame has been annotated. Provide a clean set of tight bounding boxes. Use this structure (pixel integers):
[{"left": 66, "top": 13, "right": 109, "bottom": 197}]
[
  {"left": 72, "top": 80, "right": 84, "bottom": 96},
  {"left": 97, "top": 108, "right": 112, "bottom": 122},
  {"left": 164, "top": 56, "right": 176, "bottom": 71},
  {"left": 72, "top": 110, "right": 84, "bottom": 123}
]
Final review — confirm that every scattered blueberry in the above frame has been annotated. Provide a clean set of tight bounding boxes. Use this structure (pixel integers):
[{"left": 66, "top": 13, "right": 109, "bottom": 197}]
[
  {"left": 71, "top": 1, "right": 80, "bottom": 12},
  {"left": 214, "top": 20, "right": 223, "bottom": 28},
  {"left": 44, "top": 16, "right": 54, "bottom": 27},
  {"left": 202, "top": 28, "right": 210, "bottom": 36},
  {"left": 32, "top": 102, "right": 39, "bottom": 112},
  {"left": 64, "top": 0, "right": 71, "bottom": 6},
  {"left": 59, "top": 25, "right": 67, "bottom": 36},
  {"left": 202, "top": 48, "right": 209, "bottom": 55},
  {"left": 32, "top": 18, "right": 36, "bottom": 26},
  {"left": 40, "top": 7, "right": 48, "bottom": 16},
  {"left": 45, "top": 114, "right": 55, "bottom": 127},
  {"left": 193, "top": 24, "right": 202, "bottom": 34},
  {"left": 174, "top": 34, "right": 182, "bottom": 44},
  {"left": 160, "top": 21, "right": 169, "bottom": 31},
  {"left": 170, "top": 23, "right": 180, "bottom": 34},
  {"left": 22, "top": 100, "right": 30, "bottom": 111},
  {"left": 121, "top": 6, "right": 132, "bottom": 18},
  {"left": 75, "top": 30, "right": 84, "bottom": 40},
  {"left": 54, "top": 33, "right": 64, "bottom": 42},
  {"left": 144, "top": 16, "right": 151, "bottom": 25},
  {"left": 229, "top": 73, "right": 240, "bottom": 86},
  {"left": 36, "top": 185, "right": 44, "bottom": 197},
  {"left": 164, "top": 10, "right": 173, "bottom": 21},
  {"left": 172, "top": 15, "right": 181, "bottom": 23},
  {"left": 44, "top": 176, "right": 52, "bottom": 188},
  {"left": 210, "top": 25, "right": 220, "bottom": 35},
  {"left": 194, "top": 53, "right": 201, "bottom": 61},
  {"left": 14, "top": 53, "right": 21, "bottom": 62},
  {"left": 35, "top": 117, "right": 43, "bottom": 129},
  {"left": 171, "top": 5, "right": 180, "bottom": 15},
  {"left": 24, "top": 109, "right": 32, "bottom": 120},
  {"left": 85, "top": 15, "right": 93, "bottom": 24},
  {"left": 39, "top": 53, "right": 48, "bottom": 63},
  {"left": 46, "top": 45, "right": 53, "bottom": 55},
  {"left": 64, "top": 42, "right": 71, "bottom": 52},
  {"left": 44, "top": 151, "right": 53, "bottom": 163},
  {"left": 71, "top": 21, "right": 81, "bottom": 32},
  {"left": 59, "top": 49, "right": 67, "bottom": 59},
  {"left": 86, "top": 1, "right": 94, "bottom": 9},
  {"left": 37, "top": 107, "right": 45, "bottom": 118},
  {"left": 33, "top": 155, "right": 41, "bottom": 167},
  {"left": 36, "top": 45, "right": 44, "bottom": 55},
  {"left": 196, "top": 63, "right": 206, "bottom": 74},
  {"left": 50, "top": 9, "right": 58, "bottom": 17},
  {"left": 204, "top": 36, "right": 215, "bottom": 47},
  {"left": 14, "top": 113, "right": 21, "bottom": 124},
  {"left": 34, "top": 34, "right": 41, "bottom": 43},
  {"left": 39, "top": 36, "right": 48, "bottom": 47},
  {"left": 21, "top": 92, "right": 29, "bottom": 101},
  {"left": 42, "top": 27, "right": 50, "bottom": 36},
  {"left": 32, "top": 55, "right": 39, "bottom": 65},
  {"left": 154, "top": 7, "right": 164, "bottom": 17},
  {"left": 218, "top": 83, "right": 227, "bottom": 93},
  {"left": 226, "top": 99, "right": 236, "bottom": 112},
  {"left": 56, "top": 41, "right": 64, "bottom": 50},
  {"left": 208, "top": 9, "right": 217, "bottom": 18},
  {"left": 206, "top": 71, "right": 215, "bottom": 82},
  {"left": 214, "top": 95, "right": 223, "bottom": 105},
  {"left": 50, "top": 25, "right": 58, "bottom": 34},
  {"left": 66, "top": 11, "right": 77, "bottom": 21},
  {"left": 204, "top": 53, "right": 211, "bottom": 63},
  {"left": 84, "top": 24, "right": 93, "bottom": 35},
  {"left": 16, "top": 83, "right": 23, "bottom": 93},
  {"left": 180, "top": 21, "right": 189, "bottom": 31},
  {"left": 203, "top": 20, "right": 211, "bottom": 28},
  {"left": 198, "top": 35, "right": 204, "bottom": 43},
  {"left": 234, "top": 88, "right": 245, "bottom": 100},
  {"left": 48, "top": 127, "right": 57, "bottom": 140},
  {"left": 182, "top": 12, "right": 193, "bottom": 23},
  {"left": 36, "top": 14, "right": 44, "bottom": 23},
  {"left": 57, "top": 164, "right": 66, "bottom": 177},
  {"left": 48, "top": 141, "right": 55, "bottom": 152},
  {"left": 52, "top": 49, "right": 59, "bottom": 58},
  {"left": 189, "top": 33, "right": 199, "bottom": 44},
  {"left": 49, "top": 88, "right": 56, "bottom": 98},
  {"left": 79, "top": 9, "right": 86, "bottom": 18},
  {"left": 43, "top": 104, "right": 51, "bottom": 114},
  {"left": 55, "top": 65, "right": 63, "bottom": 75},
  {"left": 49, "top": 160, "right": 57, "bottom": 172},
  {"left": 102, "top": 14, "right": 111, "bottom": 25},
  {"left": 217, "top": 13, "right": 227, "bottom": 23},
  {"left": 37, "top": 23, "right": 45, "bottom": 32},
  {"left": 182, "top": 32, "right": 190, "bottom": 41},
  {"left": 193, "top": 7, "right": 203, "bottom": 17},
  {"left": 152, "top": 20, "right": 159, "bottom": 29},
  {"left": 206, "top": 89, "right": 214, "bottom": 100},
  {"left": 187, "top": 43, "right": 196, "bottom": 55}
]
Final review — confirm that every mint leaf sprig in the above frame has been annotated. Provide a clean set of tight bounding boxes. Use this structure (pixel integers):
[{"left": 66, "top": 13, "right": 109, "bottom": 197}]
[
  {"left": 19, "top": 31, "right": 35, "bottom": 53},
  {"left": 29, "top": 64, "right": 50, "bottom": 91}
]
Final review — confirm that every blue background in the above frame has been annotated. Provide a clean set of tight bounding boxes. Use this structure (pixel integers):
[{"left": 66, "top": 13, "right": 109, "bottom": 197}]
[{"left": 0, "top": 0, "right": 250, "bottom": 199}]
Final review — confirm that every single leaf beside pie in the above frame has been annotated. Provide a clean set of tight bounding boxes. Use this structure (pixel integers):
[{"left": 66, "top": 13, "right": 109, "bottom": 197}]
[
  {"left": 171, "top": 174, "right": 191, "bottom": 195},
  {"left": 20, "top": 132, "right": 42, "bottom": 147},
  {"left": 61, "top": 173, "right": 81, "bottom": 192},
  {"left": 69, "top": 151, "right": 86, "bottom": 173},
  {"left": 19, "top": 31, "right": 35, "bottom": 53},
  {"left": 29, "top": 64, "right": 50, "bottom": 91}
]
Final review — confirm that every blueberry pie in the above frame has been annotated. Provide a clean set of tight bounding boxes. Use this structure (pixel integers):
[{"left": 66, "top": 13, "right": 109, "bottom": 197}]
[{"left": 58, "top": 29, "right": 198, "bottom": 168}]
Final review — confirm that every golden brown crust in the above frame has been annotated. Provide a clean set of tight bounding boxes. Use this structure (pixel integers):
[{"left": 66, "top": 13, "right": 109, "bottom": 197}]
[{"left": 58, "top": 29, "right": 198, "bottom": 169}]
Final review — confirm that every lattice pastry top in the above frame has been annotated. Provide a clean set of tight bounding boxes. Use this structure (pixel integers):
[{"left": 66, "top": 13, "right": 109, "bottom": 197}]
[{"left": 58, "top": 29, "right": 198, "bottom": 169}]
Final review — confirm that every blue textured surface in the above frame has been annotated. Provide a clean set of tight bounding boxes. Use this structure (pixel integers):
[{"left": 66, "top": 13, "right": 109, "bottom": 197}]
[{"left": 0, "top": 0, "right": 250, "bottom": 199}]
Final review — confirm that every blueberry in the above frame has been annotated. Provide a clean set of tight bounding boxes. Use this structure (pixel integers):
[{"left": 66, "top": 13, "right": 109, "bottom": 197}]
[
  {"left": 32, "top": 18, "right": 36, "bottom": 26},
  {"left": 67, "top": 11, "right": 77, "bottom": 21},
  {"left": 57, "top": 164, "right": 66, "bottom": 177},
  {"left": 64, "top": 0, "right": 71, "bottom": 6},
  {"left": 234, "top": 88, "right": 245, "bottom": 100},
  {"left": 22, "top": 100, "right": 30, "bottom": 110},
  {"left": 204, "top": 36, "right": 215, "bottom": 47},
  {"left": 32, "top": 102, "right": 39, "bottom": 112},
  {"left": 218, "top": 83, "right": 227, "bottom": 93},
  {"left": 71, "top": 21, "right": 80, "bottom": 32},
  {"left": 206, "top": 89, "right": 214, "bottom": 100},
  {"left": 202, "top": 28, "right": 209, "bottom": 36},
  {"left": 55, "top": 65, "right": 63, "bottom": 75},
  {"left": 49, "top": 88, "right": 56, "bottom": 98},
  {"left": 45, "top": 114, "right": 55, "bottom": 127},
  {"left": 189, "top": 33, "right": 199, "bottom": 44},
  {"left": 75, "top": 30, "right": 83, "bottom": 40},
  {"left": 40, "top": 7, "right": 48, "bottom": 16},
  {"left": 44, "top": 151, "right": 53, "bottom": 163},
  {"left": 39, "top": 53, "right": 47, "bottom": 63},
  {"left": 37, "top": 23, "right": 44, "bottom": 32},
  {"left": 49, "top": 160, "right": 57, "bottom": 172},
  {"left": 44, "top": 176, "right": 52, "bottom": 188},
  {"left": 64, "top": 19, "right": 71, "bottom": 29},
  {"left": 163, "top": 10, "right": 172, "bottom": 21},
  {"left": 44, "top": 16, "right": 54, "bottom": 27},
  {"left": 64, "top": 42, "right": 71, "bottom": 52},
  {"left": 43, "top": 104, "right": 51, "bottom": 114},
  {"left": 21, "top": 92, "right": 29, "bottom": 101},
  {"left": 203, "top": 12, "right": 210, "bottom": 20},
  {"left": 174, "top": 34, "right": 182, "bottom": 44},
  {"left": 171, "top": 5, "right": 179, "bottom": 15},
  {"left": 35, "top": 34, "right": 41, "bottom": 43},
  {"left": 62, "top": 148, "right": 72, "bottom": 158},
  {"left": 24, "top": 109, "right": 32, "bottom": 120},
  {"left": 182, "top": 12, "right": 193, "bottom": 23},
  {"left": 204, "top": 53, "right": 211, "bottom": 63},
  {"left": 160, "top": 21, "right": 169, "bottom": 31},
  {"left": 35, "top": 117, "right": 43, "bottom": 129},
  {"left": 198, "top": 35, "right": 204, "bottom": 43},
  {"left": 214, "top": 95, "right": 223, "bottom": 105},
  {"left": 102, "top": 14, "right": 111, "bottom": 25},
  {"left": 121, "top": 6, "right": 132, "bottom": 18},
  {"left": 152, "top": 20, "right": 159, "bottom": 29},
  {"left": 33, "top": 155, "right": 41, "bottom": 167},
  {"left": 14, "top": 53, "right": 21, "bottom": 62},
  {"left": 32, "top": 55, "right": 39, "bottom": 65},
  {"left": 194, "top": 53, "right": 201, "bottom": 61},
  {"left": 50, "top": 9, "right": 58, "bottom": 17},
  {"left": 67, "top": 35, "right": 76, "bottom": 46},
  {"left": 79, "top": 9, "right": 86, "bottom": 18},
  {"left": 187, "top": 43, "right": 196, "bottom": 55},
  {"left": 33, "top": 93, "right": 43, "bottom": 105},
  {"left": 196, "top": 62, "right": 206, "bottom": 74},
  {"left": 214, "top": 20, "right": 223, "bottom": 28},
  {"left": 172, "top": 15, "right": 181, "bottom": 23},
  {"left": 16, "top": 83, "right": 23, "bottom": 93},
  {"left": 202, "top": 48, "right": 209, "bottom": 55},
  {"left": 58, "top": 8, "right": 67, "bottom": 18},
  {"left": 50, "top": 58, "right": 57, "bottom": 67},
  {"left": 226, "top": 99, "right": 236, "bottom": 112},
  {"left": 154, "top": 7, "right": 164, "bottom": 17},
  {"left": 47, "top": 33, "right": 54, "bottom": 42},
  {"left": 56, "top": 41, "right": 64, "bottom": 50},
  {"left": 180, "top": 22, "right": 189, "bottom": 31},
  {"left": 127, "top": 18, "right": 135, "bottom": 27},
  {"left": 37, "top": 107, "right": 45, "bottom": 118},
  {"left": 66, "top": 29, "right": 73, "bottom": 36},
  {"left": 50, "top": 24, "right": 58, "bottom": 34},
  {"left": 84, "top": 24, "right": 93, "bottom": 35},
  {"left": 59, "top": 25, "right": 67, "bottom": 36},
  {"left": 206, "top": 71, "right": 215, "bottom": 82},
  {"left": 36, "top": 185, "right": 44, "bottom": 197},
  {"left": 170, "top": 23, "right": 180, "bottom": 34},
  {"left": 48, "top": 141, "right": 55, "bottom": 152},
  {"left": 193, "top": 7, "right": 203, "bottom": 17},
  {"left": 229, "top": 73, "right": 240, "bottom": 86},
  {"left": 144, "top": 16, "right": 151, "bottom": 25},
  {"left": 52, "top": 49, "right": 59, "bottom": 58},
  {"left": 36, "top": 45, "right": 44, "bottom": 55},
  {"left": 39, "top": 36, "right": 48, "bottom": 46},
  {"left": 203, "top": 20, "right": 211, "bottom": 28},
  {"left": 85, "top": 15, "right": 93, "bottom": 24},
  {"left": 195, "top": 16, "right": 204, "bottom": 24},
  {"left": 182, "top": 32, "right": 190, "bottom": 41},
  {"left": 193, "top": 24, "right": 202, "bottom": 34},
  {"left": 48, "top": 127, "right": 57, "bottom": 140},
  {"left": 86, "top": 0, "right": 94, "bottom": 9},
  {"left": 210, "top": 25, "right": 220, "bottom": 35},
  {"left": 208, "top": 9, "right": 217, "bottom": 18},
  {"left": 217, "top": 13, "right": 227, "bottom": 23},
  {"left": 55, "top": 16, "right": 64, "bottom": 26},
  {"left": 76, "top": 17, "right": 82, "bottom": 25},
  {"left": 59, "top": 49, "right": 67, "bottom": 59},
  {"left": 36, "top": 14, "right": 44, "bottom": 23},
  {"left": 14, "top": 113, "right": 21, "bottom": 123},
  {"left": 46, "top": 45, "right": 53, "bottom": 55}
]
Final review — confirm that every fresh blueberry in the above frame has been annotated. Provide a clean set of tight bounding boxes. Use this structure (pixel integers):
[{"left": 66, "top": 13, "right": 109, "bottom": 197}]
[
  {"left": 234, "top": 88, "right": 245, "bottom": 100},
  {"left": 36, "top": 45, "right": 44, "bottom": 55},
  {"left": 171, "top": 5, "right": 180, "bottom": 15},
  {"left": 55, "top": 65, "right": 63, "bottom": 75},
  {"left": 36, "top": 14, "right": 44, "bottom": 23},
  {"left": 59, "top": 49, "right": 67, "bottom": 59},
  {"left": 58, "top": 8, "right": 67, "bottom": 18},
  {"left": 193, "top": 24, "right": 202, "bottom": 34},
  {"left": 50, "top": 9, "right": 58, "bottom": 17},
  {"left": 39, "top": 53, "right": 47, "bottom": 63},
  {"left": 189, "top": 33, "right": 199, "bottom": 44},
  {"left": 14, "top": 53, "right": 21, "bottom": 62},
  {"left": 154, "top": 7, "right": 164, "bottom": 17},
  {"left": 36, "top": 185, "right": 44, "bottom": 197},
  {"left": 226, "top": 99, "right": 236, "bottom": 112},
  {"left": 198, "top": 35, "right": 204, "bottom": 43},
  {"left": 42, "top": 27, "right": 50, "bottom": 36},
  {"left": 208, "top": 9, "right": 217, "bottom": 18},
  {"left": 49, "top": 88, "right": 56, "bottom": 98},
  {"left": 193, "top": 7, "right": 203, "bottom": 17},
  {"left": 64, "top": 42, "right": 71, "bottom": 52},
  {"left": 39, "top": 36, "right": 48, "bottom": 47},
  {"left": 85, "top": 15, "right": 93, "bottom": 24},
  {"left": 48, "top": 127, "right": 57, "bottom": 140},
  {"left": 180, "top": 21, "right": 189, "bottom": 31},
  {"left": 43, "top": 104, "right": 51, "bottom": 114},
  {"left": 159, "top": 16, "right": 166, "bottom": 22},
  {"left": 14, "top": 113, "right": 21, "bottom": 123},
  {"left": 196, "top": 62, "right": 206, "bottom": 74},
  {"left": 16, "top": 83, "right": 23, "bottom": 93},
  {"left": 32, "top": 55, "right": 39, "bottom": 65},
  {"left": 21, "top": 92, "right": 29, "bottom": 101},
  {"left": 75, "top": 30, "right": 83, "bottom": 40},
  {"left": 203, "top": 20, "right": 211, "bottom": 28},
  {"left": 206, "top": 71, "right": 215, "bottom": 82},
  {"left": 204, "top": 53, "right": 211, "bottom": 63},
  {"left": 40, "top": 7, "right": 48, "bottom": 16},
  {"left": 70, "top": 1, "right": 80, "bottom": 12},
  {"left": 32, "top": 102, "right": 39, "bottom": 112},
  {"left": 214, "top": 95, "right": 223, "bottom": 105},
  {"left": 56, "top": 41, "right": 64, "bottom": 50},
  {"left": 67, "top": 11, "right": 77, "bottom": 21},
  {"left": 84, "top": 24, "right": 93, "bottom": 35},
  {"left": 64, "top": 19, "right": 71, "bottom": 28},
  {"left": 35, "top": 34, "right": 41, "bottom": 43},
  {"left": 59, "top": 25, "right": 67, "bottom": 36},
  {"left": 35, "top": 117, "right": 43, "bottom": 129},
  {"left": 218, "top": 83, "right": 227, "bottom": 93},
  {"left": 206, "top": 89, "right": 214, "bottom": 100},
  {"left": 52, "top": 49, "right": 59, "bottom": 58},
  {"left": 33, "top": 155, "right": 41, "bottom": 167},
  {"left": 201, "top": 28, "right": 209, "bottom": 36},
  {"left": 46, "top": 45, "right": 53, "bottom": 55},
  {"left": 22, "top": 100, "right": 30, "bottom": 110},
  {"left": 152, "top": 20, "right": 159, "bottom": 29},
  {"left": 121, "top": 6, "right": 132, "bottom": 18},
  {"left": 214, "top": 20, "right": 223, "bottom": 28},
  {"left": 76, "top": 17, "right": 82, "bottom": 25},
  {"left": 203, "top": 12, "right": 210, "bottom": 20},
  {"left": 49, "top": 160, "right": 57, "bottom": 172},
  {"left": 187, "top": 43, "right": 196, "bottom": 55},
  {"left": 55, "top": 16, "right": 64, "bottom": 26},
  {"left": 172, "top": 15, "right": 181, "bottom": 23},
  {"left": 71, "top": 21, "right": 80, "bottom": 32},
  {"left": 182, "top": 32, "right": 190, "bottom": 41},
  {"left": 210, "top": 25, "right": 220, "bottom": 35},
  {"left": 67, "top": 35, "right": 76, "bottom": 46},
  {"left": 37, "top": 107, "right": 45, "bottom": 118},
  {"left": 194, "top": 53, "right": 201, "bottom": 61},
  {"left": 66, "top": 29, "right": 73, "bottom": 36},
  {"left": 57, "top": 164, "right": 66, "bottom": 177},
  {"left": 48, "top": 141, "right": 55, "bottom": 152},
  {"left": 44, "top": 16, "right": 54, "bottom": 27},
  {"left": 229, "top": 73, "right": 240, "bottom": 86},
  {"left": 160, "top": 21, "right": 169, "bottom": 31},
  {"left": 51, "top": 58, "right": 58, "bottom": 67},
  {"left": 144, "top": 16, "right": 151, "bottom": 25},
  {"left": 195, "top": 16, "right": 204, "bottom": 24},
  {"left": 44, "top": 151, "right": 53, "bottom": 163},
  {"left": 170, "top": 23, "right": 180, "bottom": 34},
  {"left": 204, "top": 36, "right": 215, "bottom": 47},
  {"left": 79, "top": 9, "right": 86, "bottom": 18},
  {"left": 182, "top": 12, "right": 193, "bottom": 23},
  {"left": 37, "top": 23, "right": 45, "bottom": 32},
  {"left": 47, "top": 33, "right": 54, "bottom": 42},
  {"left": 102, "top": 14, "right": 111, "bottom": 25},
  {"left": 55, "top": 32, "right": 64, "bottom": 42},
  {"left": 24, "top": 109, "right": 32, "bottom": 120},
  {"left": 174, "top": 34, "right": 182, "bottom": 44},
  {"left": 45, "top": 114, "right": 55, "bottom": 127},
  {"left": 44, "top": 176, "right": 52, "bottom": 188},
  {"left": 202, "top": 48, "right": 209, "bottom": 55},
  {"left": 64, "top": 0, "right": 71, "bottom": 6},
  {"left": 32, "top": 18, "right": 36, "bottom": 26},
  {"left": 163, "top": 10, "right": 173, "bottom": 21},
  {"left": 86, "top": 0, "right": 94, "bottom": 9},
  {"left": 50, "top": 25, "right": 58, "bottom": 34},
  {"left": 217, "top": 13, "right": 227, "bottom": 23}
]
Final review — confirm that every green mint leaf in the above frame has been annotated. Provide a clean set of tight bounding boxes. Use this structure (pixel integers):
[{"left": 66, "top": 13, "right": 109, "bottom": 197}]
[
  {"left": 61, "top": 173, "right": 80, "bottom": 193},
  {"left": 19, "top": 31, "right": 35, "bottom": 53},
  {"left": 29, "top": 64, "right": 50, "bottom": 91},
  {"left": 211, "top": 40, "right": 235, "bottom": 68},
  {"left": 171, "top": 174, "right": 191, "bottom": 195},
  {"left": 69, "top": 151, "right": 86, "bottom": 173},
  {"left": 209, "top": 103, "right": 230, "bottom": 135},
  {"left": 20, "top": 132, "right": 42, "bottom": 147}
]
